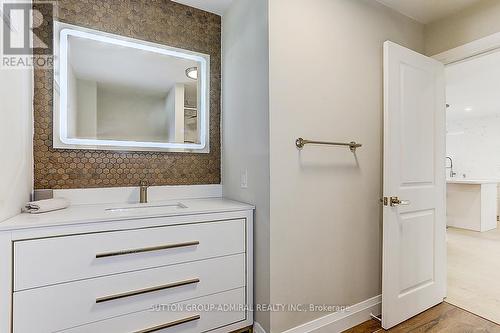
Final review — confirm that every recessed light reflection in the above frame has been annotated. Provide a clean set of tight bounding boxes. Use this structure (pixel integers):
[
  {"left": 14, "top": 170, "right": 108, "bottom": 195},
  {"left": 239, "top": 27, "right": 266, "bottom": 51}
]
[{"left": 185, "top": 67, "right": 198, "bottom": 80}]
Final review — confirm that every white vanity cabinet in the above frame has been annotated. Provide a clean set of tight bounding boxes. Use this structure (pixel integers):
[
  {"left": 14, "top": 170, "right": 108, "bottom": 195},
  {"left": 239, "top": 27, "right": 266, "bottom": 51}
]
[{"left": 0, "top": 198, "right": 254, "bottom": 333}]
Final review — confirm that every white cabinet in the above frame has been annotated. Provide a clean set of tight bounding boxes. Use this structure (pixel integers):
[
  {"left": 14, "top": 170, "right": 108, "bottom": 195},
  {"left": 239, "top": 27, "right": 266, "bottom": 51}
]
[
  {"left": 62, "top": 289, "right": 246, "bottom": 333},
  {"left": 0, "top": 198, "right": 254, "bottom": 333},
  {"left": 15, "top": 219, "right": 245, "bottom": 290}
]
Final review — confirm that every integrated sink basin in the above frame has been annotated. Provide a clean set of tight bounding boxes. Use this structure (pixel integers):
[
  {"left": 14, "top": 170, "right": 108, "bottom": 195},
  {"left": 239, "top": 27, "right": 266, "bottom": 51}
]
[{"left": 105, "top": 202, "right": 188, "bottom": 213}]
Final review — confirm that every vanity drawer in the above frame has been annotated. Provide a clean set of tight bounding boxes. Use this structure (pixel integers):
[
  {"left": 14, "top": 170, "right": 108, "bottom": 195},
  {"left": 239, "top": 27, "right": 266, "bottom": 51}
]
[
  {"left": 13, "top": 254, "right": 245, "bottom": 333},
  {"left": 14, "top": 219, "right": 245, "bottom": 290},
  {"left": 60, "top": 288, "right": 246, "bottom": 333}
]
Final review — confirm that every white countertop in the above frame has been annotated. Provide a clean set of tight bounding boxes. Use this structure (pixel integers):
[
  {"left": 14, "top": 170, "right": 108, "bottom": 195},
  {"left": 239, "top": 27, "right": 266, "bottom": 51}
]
[
  {"left": 447, "top": 179, "right": 500, "bottom": 185},
  {"left": 0, "top": 198, "right": 254, "bottom": 231}
]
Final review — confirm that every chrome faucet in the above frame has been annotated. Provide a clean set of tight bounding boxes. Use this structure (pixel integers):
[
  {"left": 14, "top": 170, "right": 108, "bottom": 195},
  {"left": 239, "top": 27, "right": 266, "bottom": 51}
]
[
  {"left": 139, "top": 181, "right": 148, "bottom": 204},
  {"left": 446, "top": 157, "right": 457, "bottom": 178}
]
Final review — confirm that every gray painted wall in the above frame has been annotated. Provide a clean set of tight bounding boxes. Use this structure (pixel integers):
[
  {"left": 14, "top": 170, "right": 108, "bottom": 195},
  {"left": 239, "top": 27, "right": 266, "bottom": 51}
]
[{"left": 222, "top": 0, "right": 271, "bottom": 331}]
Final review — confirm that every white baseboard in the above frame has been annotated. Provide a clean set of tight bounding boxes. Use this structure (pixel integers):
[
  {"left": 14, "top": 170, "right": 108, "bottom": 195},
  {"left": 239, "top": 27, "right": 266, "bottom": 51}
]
[
  {"left": 254, "top": 322, "right": 267, "bottom": 333},
  {"left": 281, "top": 295, "right": 381, "bottom": 333}
]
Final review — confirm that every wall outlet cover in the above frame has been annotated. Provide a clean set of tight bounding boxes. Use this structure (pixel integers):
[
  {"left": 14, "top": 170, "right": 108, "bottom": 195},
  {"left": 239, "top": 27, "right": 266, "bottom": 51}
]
[{"left": 241, "top": 169, "right": 248, "bottom": 189}]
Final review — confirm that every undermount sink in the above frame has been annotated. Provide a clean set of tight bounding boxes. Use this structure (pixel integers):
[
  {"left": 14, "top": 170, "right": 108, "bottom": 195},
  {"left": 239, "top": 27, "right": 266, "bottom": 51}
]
[{"left": 105, "top": 202, "right": 188, "bottom": 213}]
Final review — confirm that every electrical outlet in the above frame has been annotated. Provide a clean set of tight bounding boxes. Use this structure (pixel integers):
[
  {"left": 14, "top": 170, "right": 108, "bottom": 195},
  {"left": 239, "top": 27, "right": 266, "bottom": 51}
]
[{"left": 240, "top": 169, "right": 248, "bottom": 189}]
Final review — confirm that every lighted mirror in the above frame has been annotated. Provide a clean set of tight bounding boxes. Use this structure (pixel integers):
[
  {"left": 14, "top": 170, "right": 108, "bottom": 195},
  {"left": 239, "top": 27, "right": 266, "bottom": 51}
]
[{"left": 53, "top": 22, "right": 210, "bottom": 152}]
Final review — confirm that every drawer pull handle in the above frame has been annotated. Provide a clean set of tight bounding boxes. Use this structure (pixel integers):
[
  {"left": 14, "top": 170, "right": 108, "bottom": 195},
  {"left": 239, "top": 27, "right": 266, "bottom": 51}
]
[
  {"left": 133, "top": 314, "right": 201, "bottom": 333},
  {"left": 96, "top": 278, "right": 200, "bottom": 303},
  {"left": 95, "top": 241, "right": 200, "bottom": 258}
]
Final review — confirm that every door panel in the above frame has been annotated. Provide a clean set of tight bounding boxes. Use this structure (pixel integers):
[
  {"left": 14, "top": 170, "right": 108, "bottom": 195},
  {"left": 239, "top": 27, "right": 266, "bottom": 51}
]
[
  {"left": 382, "top": 41, "right": 446, "bottom": 329},
  {"left": 398, "top": 210, "right": 435, "bottom": 294},
  {"left": 400, "top": 62, "right": 435, "bottom": 184}
]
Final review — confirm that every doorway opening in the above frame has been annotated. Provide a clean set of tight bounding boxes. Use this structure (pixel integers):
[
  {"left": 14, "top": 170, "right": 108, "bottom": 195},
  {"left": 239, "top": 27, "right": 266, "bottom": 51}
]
[{"left": 441, "top": 38, "right": 500, "bottom": 325}]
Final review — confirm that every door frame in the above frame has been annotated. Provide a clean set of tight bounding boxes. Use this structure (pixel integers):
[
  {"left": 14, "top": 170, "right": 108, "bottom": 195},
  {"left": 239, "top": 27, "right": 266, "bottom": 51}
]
[{"left": 432, "top": 31, "right": 500, "bottom": 64}]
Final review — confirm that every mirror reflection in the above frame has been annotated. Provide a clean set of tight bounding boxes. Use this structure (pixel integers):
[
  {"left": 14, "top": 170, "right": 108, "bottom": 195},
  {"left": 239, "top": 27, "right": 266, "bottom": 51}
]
[{"left": 53, "top": 22, "right": 209, "bottom": 152}]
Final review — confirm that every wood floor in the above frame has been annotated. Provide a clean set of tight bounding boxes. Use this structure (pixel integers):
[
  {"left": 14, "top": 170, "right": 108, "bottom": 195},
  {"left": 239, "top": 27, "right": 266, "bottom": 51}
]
[
  {"left": 343, "top": 302, "right": 500, "bottom": 333},
  {"left": 447, "top": 225, "right": 500, "bottom": 324}
]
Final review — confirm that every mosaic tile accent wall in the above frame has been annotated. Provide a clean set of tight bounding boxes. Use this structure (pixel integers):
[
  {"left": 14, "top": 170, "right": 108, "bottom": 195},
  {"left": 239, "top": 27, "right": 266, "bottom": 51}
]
[{"left": 33, "top": 0, "right": 221, "bottom": 189}]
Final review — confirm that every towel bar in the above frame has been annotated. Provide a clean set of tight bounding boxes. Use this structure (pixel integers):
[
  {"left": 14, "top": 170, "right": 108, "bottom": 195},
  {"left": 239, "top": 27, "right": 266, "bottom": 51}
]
[{"left": 295, "top": 138, "right": 362, "bottom": 153}]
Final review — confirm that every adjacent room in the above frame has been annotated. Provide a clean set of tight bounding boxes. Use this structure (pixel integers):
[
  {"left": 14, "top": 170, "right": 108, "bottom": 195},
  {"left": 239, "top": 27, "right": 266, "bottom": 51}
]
[{"left": 445, "top": 49, "right": 500, "bottom": 324}]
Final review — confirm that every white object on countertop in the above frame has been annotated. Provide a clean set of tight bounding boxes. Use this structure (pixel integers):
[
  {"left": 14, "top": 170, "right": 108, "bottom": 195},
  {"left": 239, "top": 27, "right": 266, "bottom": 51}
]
[{"left": 23, "top": 198, "right": 70, "bottom": 214}]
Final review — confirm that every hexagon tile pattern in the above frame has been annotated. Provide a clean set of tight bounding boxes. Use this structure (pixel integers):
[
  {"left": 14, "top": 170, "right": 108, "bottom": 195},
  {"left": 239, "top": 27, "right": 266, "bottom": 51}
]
[{"left": 33, "top": 0, "right": 221, "bottom": 189}]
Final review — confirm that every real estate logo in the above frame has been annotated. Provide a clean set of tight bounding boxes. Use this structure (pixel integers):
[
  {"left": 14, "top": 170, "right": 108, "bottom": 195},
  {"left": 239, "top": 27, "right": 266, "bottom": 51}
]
[{"left": 1, "top": 0, "right": 54, "bottom": 69}]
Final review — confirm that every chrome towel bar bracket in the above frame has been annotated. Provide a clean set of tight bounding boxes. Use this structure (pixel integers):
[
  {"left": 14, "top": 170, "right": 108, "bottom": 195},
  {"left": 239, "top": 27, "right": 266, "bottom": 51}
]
[{"left": 295, "top": 138, "right": 362, "bottom": 152}]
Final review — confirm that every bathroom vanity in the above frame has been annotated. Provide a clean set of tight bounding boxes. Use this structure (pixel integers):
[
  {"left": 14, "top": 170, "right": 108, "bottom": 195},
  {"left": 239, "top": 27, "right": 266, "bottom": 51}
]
[
  {"left": 0, "top": 17, "right": 258, "bottom": 333},
  {"left": 447, "top": 180, "right": 498, "bottom": 232},
  {"left": 0, "top": 198, "right": 254, "bottom": 333}
]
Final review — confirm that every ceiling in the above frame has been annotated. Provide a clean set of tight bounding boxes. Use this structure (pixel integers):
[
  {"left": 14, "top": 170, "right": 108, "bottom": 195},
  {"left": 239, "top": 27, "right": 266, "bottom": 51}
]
[
  {"left": 446, "top": 49, "right": 500, "bottom": 122},
  {"left": 172, "top": 0, "right": 484, "bottom": 21},
  {"left": 376, "top": 0, "right": 483, "bottom": 24},
  {"left": 171, "top": 0, "right": 234, "bottom": 16}
]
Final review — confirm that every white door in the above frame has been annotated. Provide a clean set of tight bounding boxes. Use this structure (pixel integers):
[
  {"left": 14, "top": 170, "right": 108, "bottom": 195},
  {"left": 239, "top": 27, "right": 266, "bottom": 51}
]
[{"left": 382, "top": 41, "right": 446, "bottom": 329}]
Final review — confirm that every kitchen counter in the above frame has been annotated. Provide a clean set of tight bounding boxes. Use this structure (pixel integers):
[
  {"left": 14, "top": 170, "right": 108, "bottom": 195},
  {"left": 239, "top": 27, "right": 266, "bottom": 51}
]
[{"left": 447, "top": 182, "right": 498, "bottom": 232}]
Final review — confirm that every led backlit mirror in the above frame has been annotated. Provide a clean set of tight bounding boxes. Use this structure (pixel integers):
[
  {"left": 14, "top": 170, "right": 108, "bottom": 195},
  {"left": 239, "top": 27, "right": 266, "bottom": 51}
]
[{"left": 53, "top": 22, "right": 210, "bottom": 152}]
